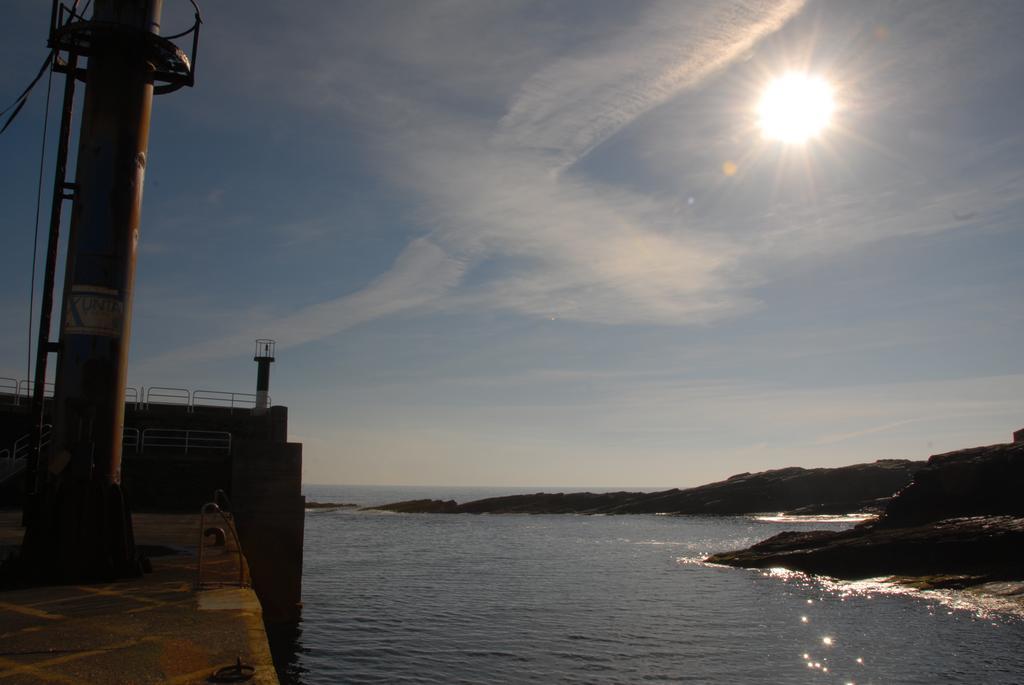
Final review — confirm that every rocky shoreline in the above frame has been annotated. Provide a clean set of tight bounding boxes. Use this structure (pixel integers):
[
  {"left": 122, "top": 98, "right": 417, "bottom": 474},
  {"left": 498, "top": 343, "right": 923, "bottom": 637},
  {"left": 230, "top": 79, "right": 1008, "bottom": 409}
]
[
  {"left": 305, "top": 501, "right": 358, "bottom": 509},
  {"left": 706, "top": 442, "right": 1024, "bottom": 593},
  {"left": 365, "top": 441, "right": 1023, "bottom": 602},
  {"left": 368, "top": 459, "right": 923, "bottom": 516}
]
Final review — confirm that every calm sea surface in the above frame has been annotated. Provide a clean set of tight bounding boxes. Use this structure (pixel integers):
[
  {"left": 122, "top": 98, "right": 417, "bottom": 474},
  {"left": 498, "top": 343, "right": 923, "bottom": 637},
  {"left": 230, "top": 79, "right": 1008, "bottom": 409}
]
[{"left": 278, "top": 485, "right": 1024, "bottom": 684}]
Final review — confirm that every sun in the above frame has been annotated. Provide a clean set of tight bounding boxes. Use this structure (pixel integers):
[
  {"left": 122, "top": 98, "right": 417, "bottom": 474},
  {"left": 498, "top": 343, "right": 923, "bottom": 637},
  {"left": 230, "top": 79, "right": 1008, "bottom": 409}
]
[{"left": 758, "top": 72, "right": 835, "bottom": 144}]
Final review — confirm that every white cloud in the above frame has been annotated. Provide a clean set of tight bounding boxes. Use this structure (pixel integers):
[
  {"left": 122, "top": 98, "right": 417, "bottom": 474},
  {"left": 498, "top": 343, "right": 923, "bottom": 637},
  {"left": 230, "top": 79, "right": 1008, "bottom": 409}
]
[
  {"left": 497, "top": 0, "right": 807, "bottom": 166},
  {"left": 140, "top": 0, "right": 809, "bottom": 362},
  {"left": 135, "top": 237, "right": 463, "bottom": 371},
  {"left": 143, "top": 0, "right": 1024, "bottom": 359},
  {"left": 370, "top": 1, "right": 812, "bottom": 326},
  {"left": 397, "top": 139, "right": 753, "bottom": 325}
]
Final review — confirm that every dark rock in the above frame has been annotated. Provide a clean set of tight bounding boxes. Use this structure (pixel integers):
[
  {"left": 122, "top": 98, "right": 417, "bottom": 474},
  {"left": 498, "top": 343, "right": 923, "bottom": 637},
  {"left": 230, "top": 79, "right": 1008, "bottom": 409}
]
[
  {"left": 456, "top": 491, "right": 640, "bottom": 514},
  {"left": 305, "top": 501, "right": 358, "bottom": 509},
  {"left": 613, "top": 459, "right": 922, "bottom": 515},
  {"left": 367, "top": 499, "right": 460, "bottom": 514},
  {"left": 878, "top": 442, "right": 1024, "bottom": 527},
  {"left": 368, "top": 459, "right": 923, "bottom": 515},
  {"left": 706, "top": 442, "right": 1024, "bottom": 584},
  {"left": 706, "top": 516, "right": 1024, "bottom": 580}
]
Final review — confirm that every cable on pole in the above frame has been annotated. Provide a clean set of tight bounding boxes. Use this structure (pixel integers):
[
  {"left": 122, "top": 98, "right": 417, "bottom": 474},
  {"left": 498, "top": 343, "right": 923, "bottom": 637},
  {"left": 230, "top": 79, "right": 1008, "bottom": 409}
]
[{"left": 0, "top": 53, "right": 54, "bottom": 135}]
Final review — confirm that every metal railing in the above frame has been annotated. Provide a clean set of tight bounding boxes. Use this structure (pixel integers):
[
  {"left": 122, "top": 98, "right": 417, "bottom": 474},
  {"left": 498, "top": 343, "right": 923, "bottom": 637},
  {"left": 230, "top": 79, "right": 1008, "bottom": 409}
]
[
  {"left": 143, "top": 386, "right": 268, "bottom": 413},
  {"left": 2, "top": 425, "right": 138, "bottom": 464},
  {"left": 0, "top": 377, "right": 17, "bottom": 401},
  {"left": 1, "top": 377, "right": 272, "bottom": 413},
  {"left": 12, "top": 425, "right": 52, "bottom": 462},
  {"left": 191, "top": 389, "right": 259, "bottom": 413},
  {"left": 123, "top": 427, "right": 140, "bottom": 454},
  {"left": 145, "top": 386, "right": 191, "bottom": 408},
  {"left": 17, "top": 379, "right": 55, "bottom": 399},
  {"left": 0, "top": 378, "right": 56, "bottom": 406},
  {"left": 140, "top": 428, "right": 232, "bottom": 455},
  {"left": 196, "top": 490, "right": 247, "bottom": 590},
  {"left": 0, "top": 448, "right": 16, "bottom": 482},
  {"left": 0, "top": 377, "right": 139, "bottom": 407}
]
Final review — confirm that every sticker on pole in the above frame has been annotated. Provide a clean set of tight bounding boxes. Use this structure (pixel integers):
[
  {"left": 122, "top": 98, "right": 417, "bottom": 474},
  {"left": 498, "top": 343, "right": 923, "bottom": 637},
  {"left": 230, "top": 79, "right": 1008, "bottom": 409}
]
[{"left": 64, "top": 285, "right": 124, "bottom": 337}]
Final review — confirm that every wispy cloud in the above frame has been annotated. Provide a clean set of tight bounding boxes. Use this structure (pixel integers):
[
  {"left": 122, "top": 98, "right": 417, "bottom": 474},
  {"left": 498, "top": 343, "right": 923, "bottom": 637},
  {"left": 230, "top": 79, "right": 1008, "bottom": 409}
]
[
  {"left": 497, "top": 0, "right": 807, "bottom": 167},
  {"left": 141, "top": 0, "right": 1024, "bottom": 363},
  {"left": 375, "top": 0, "right": 812, "bottom": 325},
  {"left": 135, "top": 238, "right": 463, "bottom": 370},
  {"left": 140, "top": 0, "right": 811, "bottom": 362},
  {"left": 399, "top": 140, "right": 754, "bottom": 324}
]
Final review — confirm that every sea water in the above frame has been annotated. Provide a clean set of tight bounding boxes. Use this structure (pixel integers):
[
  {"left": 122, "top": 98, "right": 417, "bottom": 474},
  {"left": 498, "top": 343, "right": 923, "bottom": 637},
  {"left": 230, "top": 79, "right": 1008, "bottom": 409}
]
[{"left": 277, "top": 485, "right": 1024, "bottom": 684}]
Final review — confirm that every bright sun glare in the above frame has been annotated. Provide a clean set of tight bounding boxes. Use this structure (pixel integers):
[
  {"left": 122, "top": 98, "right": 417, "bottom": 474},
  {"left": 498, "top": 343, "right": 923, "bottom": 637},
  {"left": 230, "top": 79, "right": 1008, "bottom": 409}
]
[{"left": 758, "top": 72, "right": 835, "bottom": 144}]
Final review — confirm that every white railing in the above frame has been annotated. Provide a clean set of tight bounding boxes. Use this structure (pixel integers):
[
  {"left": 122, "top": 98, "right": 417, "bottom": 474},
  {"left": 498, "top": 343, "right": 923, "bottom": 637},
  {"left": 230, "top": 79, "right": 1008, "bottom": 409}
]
[
  {"left": 3, "top": 426, "right": 136, "bottom": 466},
  {"left": 0, "top": 378, "right": 56, "bottom": 406},
  {"left": 16, "top": 379, "right": 56, "bottom": 401},
  {"left": 142, "top": 386, "right": 268, "bottom": 413},
  {"left": 1, "top": 376, "right": 270, "bottom": 413},
  {"left": 140, "top": 428, "right": 232, "bottom": 455},
  {"left": 123, "top": 427, "right": 140, "bottom": 454},
  {"left": 1, "top": 377, "right": 139, "bottom": 407},
  {"left": 0, "top": 448, "right": 16, "bottom": 481},
  {"left": 191, "top": 389, "right": 259, "bottom": 413},
  {"left": 12, "top": 424, "right": 52, "bottom": 462},
  {"left": 145, "top": 386, "right": 191, "bottom": 408}
]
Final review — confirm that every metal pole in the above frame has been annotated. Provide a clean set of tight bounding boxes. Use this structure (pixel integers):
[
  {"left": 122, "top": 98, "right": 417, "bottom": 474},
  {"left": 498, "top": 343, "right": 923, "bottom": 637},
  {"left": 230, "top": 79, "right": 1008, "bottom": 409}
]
[
  {"left": 26, "top": 0, "right": 166, "bottom": 580},
  {"left": 24, "top": 51, "right": 78, "bottom": 526}
]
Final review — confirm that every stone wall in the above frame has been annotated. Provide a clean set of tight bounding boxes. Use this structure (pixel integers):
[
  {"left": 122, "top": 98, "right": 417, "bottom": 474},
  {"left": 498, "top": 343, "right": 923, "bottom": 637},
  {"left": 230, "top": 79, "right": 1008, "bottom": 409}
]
[{"left": 230, "top": 437, "right": 305, "bottom": 625}]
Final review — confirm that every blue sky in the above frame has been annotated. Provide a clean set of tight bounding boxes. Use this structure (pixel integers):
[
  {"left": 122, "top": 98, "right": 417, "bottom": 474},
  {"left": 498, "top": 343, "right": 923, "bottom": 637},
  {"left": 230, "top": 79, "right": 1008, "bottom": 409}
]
[{"left": 2, "top": 0, "right": 1023, "bottom": 487}]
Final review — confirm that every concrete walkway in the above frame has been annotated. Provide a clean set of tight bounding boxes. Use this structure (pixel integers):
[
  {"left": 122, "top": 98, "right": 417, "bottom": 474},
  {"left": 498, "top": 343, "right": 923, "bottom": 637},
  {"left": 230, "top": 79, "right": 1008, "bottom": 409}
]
[{"left": 0, "top": 511, "right": 278, "bottom": 684}]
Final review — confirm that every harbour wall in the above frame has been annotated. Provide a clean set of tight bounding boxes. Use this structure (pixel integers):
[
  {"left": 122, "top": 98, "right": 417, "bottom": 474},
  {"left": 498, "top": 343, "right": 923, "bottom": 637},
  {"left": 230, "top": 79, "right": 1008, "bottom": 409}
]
[{"left": 0, "top": 397, "right": 305, "bottom": 626}]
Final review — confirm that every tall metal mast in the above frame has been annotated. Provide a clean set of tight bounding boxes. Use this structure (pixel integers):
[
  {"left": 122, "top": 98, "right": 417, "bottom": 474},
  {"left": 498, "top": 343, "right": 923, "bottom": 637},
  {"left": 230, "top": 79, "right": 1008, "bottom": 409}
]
[{"left": 23, "top": 0, "right": 200, "bottom": 580}]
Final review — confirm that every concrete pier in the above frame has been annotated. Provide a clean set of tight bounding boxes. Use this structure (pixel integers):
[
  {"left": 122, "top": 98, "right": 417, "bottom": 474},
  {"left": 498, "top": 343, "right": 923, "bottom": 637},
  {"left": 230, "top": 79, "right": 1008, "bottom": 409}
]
[
  {"left": 0, "top": 511, "right": 279, "bottom": 684},
  {"left": 2, "top": 396, "right": 306, "bottom": 628}
]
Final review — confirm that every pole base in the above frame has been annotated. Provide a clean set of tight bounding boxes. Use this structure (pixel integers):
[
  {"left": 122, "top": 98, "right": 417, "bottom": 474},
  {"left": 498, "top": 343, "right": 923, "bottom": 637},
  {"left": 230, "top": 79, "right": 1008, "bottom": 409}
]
[{"left": 16, "top": 479, "right": 141, "bottom": 584}]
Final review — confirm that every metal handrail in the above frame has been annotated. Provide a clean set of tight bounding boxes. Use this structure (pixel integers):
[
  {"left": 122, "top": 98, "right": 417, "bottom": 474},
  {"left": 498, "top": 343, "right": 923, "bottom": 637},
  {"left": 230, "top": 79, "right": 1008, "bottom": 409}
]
[
  {"left": 145, "top": 386, "right": 190, "bottom": 409},
  {"left": 122, "top": 427, "right": 140, "bottom": 454},
  {"left": 1, "top": 378, "right": 142, "bottom": 407},
  {"left": 140, "top": 428, "right": 231, "bottom": 455},
  {"left": 13, "top": 425, "right": 52, "bottom": 462},
  {"left": 3, "top": 376, "right": 280, "bottom": 412},
  {"left": 213, "top": 488, "right": 232, "bottom": 512},
  {"left": 191, "top": 389, "right": 257, "bottom": 413},
  {"left": 3, "top": 425, "right": 132, "bottom": 463},
  {"left": 15, "top": 380, "right": 55, "bottom": 405},
  {"left": 0, "top": 449, "right": 18, "bottom": 482},
  {"left": 196, "top": 501, "right": 246, "bottom": 590}
]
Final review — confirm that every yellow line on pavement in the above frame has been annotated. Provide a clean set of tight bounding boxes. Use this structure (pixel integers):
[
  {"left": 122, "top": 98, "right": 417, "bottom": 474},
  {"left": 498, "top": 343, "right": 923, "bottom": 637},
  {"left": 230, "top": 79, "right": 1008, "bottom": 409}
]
[
  {"left": 125, "top": 597, "right": 195, "bottom": 614},
  {"left": 0, "top": 636, "right": 161, "bottom": 682},
  {"left": 163, "top": 665, "right": 226, "bottom": 684},
  {"left": 0, "top": 602, "right": 65, "bottom": 621},
  {"left": 0, "top": 655, "right": 87, "bottom": 684},
  {"left": 74, "top": 584, "right": 170, "bottom": 607}
]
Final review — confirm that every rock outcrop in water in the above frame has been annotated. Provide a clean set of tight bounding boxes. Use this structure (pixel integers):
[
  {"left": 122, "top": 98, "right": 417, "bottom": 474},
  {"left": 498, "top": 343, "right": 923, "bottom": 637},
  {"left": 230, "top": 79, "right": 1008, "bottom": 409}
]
[
  {"left": 705, "top": 442, "right": 1024, "bottom": 584},
  {"left": 368, "top": 459, "right": 923, "bottom": 515},
  {"left": 305, "top": 501, "right": 358, "bottom": 510}
]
